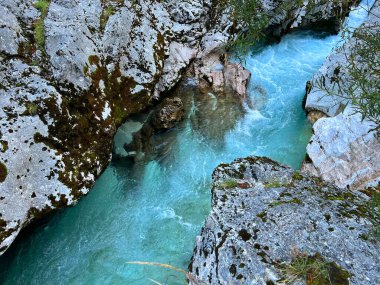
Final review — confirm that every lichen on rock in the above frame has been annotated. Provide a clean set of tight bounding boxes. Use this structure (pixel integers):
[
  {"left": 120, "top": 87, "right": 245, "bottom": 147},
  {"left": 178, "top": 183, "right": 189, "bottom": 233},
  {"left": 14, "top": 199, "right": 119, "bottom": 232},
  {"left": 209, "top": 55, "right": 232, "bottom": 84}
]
[{"left": 190, "top": 157, "right": 380, "bottom": 284}]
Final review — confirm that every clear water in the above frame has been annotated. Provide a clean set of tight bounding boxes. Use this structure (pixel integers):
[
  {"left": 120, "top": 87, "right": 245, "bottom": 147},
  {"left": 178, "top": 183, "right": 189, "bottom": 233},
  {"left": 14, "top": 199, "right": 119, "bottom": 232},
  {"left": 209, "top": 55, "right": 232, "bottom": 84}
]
[{"left": 0, "top": 2, "right": 373, "bottom": 284}]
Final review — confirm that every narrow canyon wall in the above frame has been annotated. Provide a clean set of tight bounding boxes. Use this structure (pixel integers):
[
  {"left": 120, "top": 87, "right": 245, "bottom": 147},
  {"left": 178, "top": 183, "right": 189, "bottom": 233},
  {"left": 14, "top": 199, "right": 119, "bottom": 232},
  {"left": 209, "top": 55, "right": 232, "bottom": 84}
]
[
  {"left": 0, "top": 0, "right": 356, "bottom": 255},
  {"left": 303, "top": 0, "right": 380, "bottom": 190}
]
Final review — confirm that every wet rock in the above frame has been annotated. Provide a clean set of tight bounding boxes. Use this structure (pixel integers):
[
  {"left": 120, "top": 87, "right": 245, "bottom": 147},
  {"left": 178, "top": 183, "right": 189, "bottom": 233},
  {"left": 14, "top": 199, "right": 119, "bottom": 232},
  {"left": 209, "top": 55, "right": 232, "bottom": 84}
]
[
  {"left": 124, "top": 123, "right": 154, "bottom": 162},
  {"left": 263, "top": 0, "right": 357, "bottom": 36},
  {"left": 152, "top": 97, "right": 185, "bottom": 130},
  {"left": 223, "top": 63, "right": 251, "bottom": 98},
  {"left": 190, "top": 157, "right": 380, "bottom": 284}
]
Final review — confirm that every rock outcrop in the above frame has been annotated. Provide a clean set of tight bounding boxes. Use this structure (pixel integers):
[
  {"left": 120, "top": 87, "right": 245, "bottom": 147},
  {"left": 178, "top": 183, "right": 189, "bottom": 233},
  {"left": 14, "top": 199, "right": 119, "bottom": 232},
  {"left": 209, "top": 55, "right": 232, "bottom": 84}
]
[
  {"left": 303, "top": 1, "right": 380, "bottom": 190},
  {"left": 191, "top": 0, "right": 356, "bottom": 98},
  {"left": 0, "top": 0, "right": 215, "bottom": 255},
  {"left": 0, "top": 0, "right": 359, "bottom": 254},
  {"left": 190, "top": 157, "right": 380, "bottom": 284}
]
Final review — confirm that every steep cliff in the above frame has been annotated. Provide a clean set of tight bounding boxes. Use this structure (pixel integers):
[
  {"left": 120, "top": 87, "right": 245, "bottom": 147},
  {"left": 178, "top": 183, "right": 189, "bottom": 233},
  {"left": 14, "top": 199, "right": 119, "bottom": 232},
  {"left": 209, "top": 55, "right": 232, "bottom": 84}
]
[{"left": 303, "top": 0, "right": 380, "bottom": 190}]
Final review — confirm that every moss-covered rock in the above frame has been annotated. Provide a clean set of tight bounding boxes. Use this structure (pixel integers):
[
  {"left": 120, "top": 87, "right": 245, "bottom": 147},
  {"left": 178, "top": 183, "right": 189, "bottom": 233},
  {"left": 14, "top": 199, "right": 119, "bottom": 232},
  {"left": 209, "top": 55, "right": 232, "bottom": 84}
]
[{"left": 190, "top": 156, "right": 380, "bottom": 284}]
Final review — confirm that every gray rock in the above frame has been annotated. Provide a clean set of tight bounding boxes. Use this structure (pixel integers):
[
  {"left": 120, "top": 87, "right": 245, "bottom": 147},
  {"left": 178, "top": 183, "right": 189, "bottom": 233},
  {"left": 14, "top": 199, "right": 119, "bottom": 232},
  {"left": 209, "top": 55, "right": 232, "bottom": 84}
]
[
  {"left": 303, "top": 109, "right": 380, "bottom": 190},
  {"left": 190, "top": 157, "right": 380, "bottom": 284},
  {"left": 0, "top": 6, "right": 24, "bottom": 55},
  {"left": 303, "top": 1, "right": 380, "bottom": 190},
  {"left": 0, "top": 0, "right": 360, "bottom": 255},
  {"left": 0, "top": 0, "right": 214, "bottom": 255}
]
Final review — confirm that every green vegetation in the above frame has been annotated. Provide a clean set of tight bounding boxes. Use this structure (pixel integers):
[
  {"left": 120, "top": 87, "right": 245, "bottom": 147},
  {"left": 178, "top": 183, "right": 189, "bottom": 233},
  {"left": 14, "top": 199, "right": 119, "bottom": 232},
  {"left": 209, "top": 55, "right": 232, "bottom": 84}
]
[
  {"left": 219, "top": 179, "right": 238, "bottom": 189},
  {"left": 292, "top": 171, "right": 303, "bottom": 181},
  {"left": 314, "top": 20, "right": 380, "bottom": 130},
  {"left": 25, "top": 102, "right": 39, "bottom": 116},
  {"left": 224, "top": 0, "right": 269, "bottom": 57},
  {"left": 278, "top": 251, "right": 350, "bottom": 285},
  {"left": 100, "top": 6, "right": 116, "bottom": 31},
  {"left": 33, "top": 0, "right": 51, "bottom": 49},
  {"left": 265, "top": 179, "right": 288, "bottom": 188},
  {"left": 270, "top": 198, "right": 302, "bottom": 207},
  {"left": 100, "top": 0, "right": 124, "bottom": 32},
  {"left": 369, "top": 191, "right": 380, "bottom": 240}
]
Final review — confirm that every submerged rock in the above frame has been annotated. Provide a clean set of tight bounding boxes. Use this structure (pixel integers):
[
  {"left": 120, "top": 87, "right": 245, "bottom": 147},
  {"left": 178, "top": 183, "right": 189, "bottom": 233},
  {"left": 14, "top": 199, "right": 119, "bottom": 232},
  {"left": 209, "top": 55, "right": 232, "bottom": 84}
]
[
  {"left": 152, "top": 97, "right": 185, "bottom": 130},
  {"left": 190, "top": 157, "right": 380, "bottom": 284}
]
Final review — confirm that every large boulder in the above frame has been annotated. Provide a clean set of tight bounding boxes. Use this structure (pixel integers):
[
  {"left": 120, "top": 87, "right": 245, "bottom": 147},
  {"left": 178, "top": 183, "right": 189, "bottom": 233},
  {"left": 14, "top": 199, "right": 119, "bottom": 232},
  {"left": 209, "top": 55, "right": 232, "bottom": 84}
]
[{"left": 190, "top": 157, "right": 380, "bottom": 284}]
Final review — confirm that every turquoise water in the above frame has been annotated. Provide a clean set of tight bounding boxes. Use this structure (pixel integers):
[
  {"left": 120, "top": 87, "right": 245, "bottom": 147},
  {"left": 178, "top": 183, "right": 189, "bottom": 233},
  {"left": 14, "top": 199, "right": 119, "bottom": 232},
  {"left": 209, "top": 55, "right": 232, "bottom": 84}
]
[{"left": 0, "top": 2, "right": 373, "bottom": 284}]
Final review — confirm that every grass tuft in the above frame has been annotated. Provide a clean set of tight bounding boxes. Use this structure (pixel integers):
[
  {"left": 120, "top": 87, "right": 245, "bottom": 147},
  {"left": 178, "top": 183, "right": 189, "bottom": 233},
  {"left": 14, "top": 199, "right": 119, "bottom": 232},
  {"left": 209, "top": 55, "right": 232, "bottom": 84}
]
[
  {"left": 277, "top": 249, "right": 350, "bottom": 285},
  {"left": 219, "top": 179, "right": 238, "bottom": 189}
]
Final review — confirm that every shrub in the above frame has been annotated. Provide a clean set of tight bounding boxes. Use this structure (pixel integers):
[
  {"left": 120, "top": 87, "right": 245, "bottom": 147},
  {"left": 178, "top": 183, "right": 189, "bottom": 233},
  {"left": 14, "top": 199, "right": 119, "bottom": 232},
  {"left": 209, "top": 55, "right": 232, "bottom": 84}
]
[{"left": 313, "top": 12, "right": 380, "bottom": 130}]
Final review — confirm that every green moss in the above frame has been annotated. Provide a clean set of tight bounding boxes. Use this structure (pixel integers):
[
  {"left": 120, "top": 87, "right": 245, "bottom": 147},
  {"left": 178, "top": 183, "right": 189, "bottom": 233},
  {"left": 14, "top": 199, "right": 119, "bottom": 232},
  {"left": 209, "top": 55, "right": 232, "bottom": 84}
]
[
  {"left": 99, "top": 0, "right": 124, "bottom": 32},
  {"left": 34, "top": 19, "right": 45, "bottom": 49},
  {"left": 278, "top": 252, "right": 350, "bottom": 285},
  {"left": 25, "top": 102, "right": 39, "bottom": 116},
  {"left": 370, "top": 192, "right": 380, "bottom": 211},
  {"left": 219, "top": 179, "right": 239, "bottom": 189},
  {"left": 265, "top": 179, "right": 289, "bottom": 188},
  {"left": 0, "top": 140, "right": 8, "bottom": 153},
  {"left": 292, "top": 171, "right": 303, "bottom": 181},
  {"left": 100, "top": 6, "right": 115, "bottom": 31},
  {"left": 33, "top": 0, "right": 51, "bottom": 49},
  {"left": 0, "top": 162, "right": 7, "bottom": 183},
  {"left": 270, "top": 198, "right": 302, "bottom": 207},
  {"left": 369, "top": 192, "right": 380, "bottom": 240},
  {"left": 257, "top": 211, "right": 267, "bottom": 222}
]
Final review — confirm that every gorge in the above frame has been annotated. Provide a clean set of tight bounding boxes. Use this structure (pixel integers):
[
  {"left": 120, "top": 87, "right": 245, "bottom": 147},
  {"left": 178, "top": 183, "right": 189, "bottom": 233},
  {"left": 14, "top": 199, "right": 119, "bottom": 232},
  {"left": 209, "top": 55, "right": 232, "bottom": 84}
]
[{"left": 0, "top": 0, "right": 379, "bottom": 284}]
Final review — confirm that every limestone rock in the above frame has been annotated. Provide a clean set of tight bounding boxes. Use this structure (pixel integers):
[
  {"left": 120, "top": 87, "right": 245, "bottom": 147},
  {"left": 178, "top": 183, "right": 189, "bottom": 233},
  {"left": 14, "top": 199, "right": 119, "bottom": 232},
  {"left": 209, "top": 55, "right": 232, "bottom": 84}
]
[
  {"left": 0, "top": 0, "right": 214, "bottom": 255},
  {"left": 302, "top": 1, "right": 380, "bottom": 190},
  {"left": 303, "top": 110, "right": 380, "bottom": 190},
  {"left": 190, "top": 157, "right": 380, "bottom": 284}
]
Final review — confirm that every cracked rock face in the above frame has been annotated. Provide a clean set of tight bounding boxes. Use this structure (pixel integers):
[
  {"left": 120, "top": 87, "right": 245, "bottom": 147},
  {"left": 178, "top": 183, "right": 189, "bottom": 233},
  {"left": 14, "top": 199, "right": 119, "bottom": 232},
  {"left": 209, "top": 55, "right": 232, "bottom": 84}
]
[
  {"left": 0, "top": 0, "right": 214, "bottom": 255},
  {"left": 0, "top": 0, "right": 360, "bottom": 255},
  {"left": 189, "top": 157, "right": 380, "bottom": 284},
  {"left": 303, "top": 1, "right": 380, "bottom": 190}
]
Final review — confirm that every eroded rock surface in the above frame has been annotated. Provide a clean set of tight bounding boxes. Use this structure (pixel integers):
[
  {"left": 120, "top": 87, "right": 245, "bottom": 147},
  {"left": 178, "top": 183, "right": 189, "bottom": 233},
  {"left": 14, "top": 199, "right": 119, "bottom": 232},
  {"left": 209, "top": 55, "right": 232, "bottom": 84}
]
[
  {"left": 190, "top": 157, "right": 380, "bottom": 284},
  {"left": 0, "top": 0, "right": 214, "bottom": 255},
  {"left": 0, "top": 0, "right": 359, "bottom": 254},
  {"left": 303, "top": 1, "right": 380, "bottom": 190},
  {"left": 152, "top": 97, "right": 185, "bottom": 130}
]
